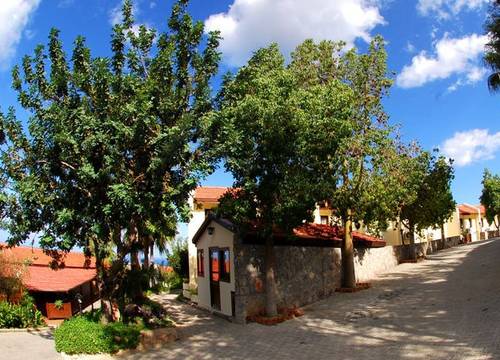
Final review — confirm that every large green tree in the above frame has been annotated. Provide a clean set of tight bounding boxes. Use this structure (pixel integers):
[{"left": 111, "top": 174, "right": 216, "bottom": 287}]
[
  {"left": 212, "top": 43, "right": 353, "bottom": 316},
  {"left": 485, "top": 0, "right": 500, "bottom": 91},
  {"left": 399, "top": 155, "right": 456, "bottom": 259},
  {"left": 480, "top": 169, "right": 500, "bottom": 230},
  {"left": 289, "top": 37, "right": 404, "bottom": 289},
  {"left": 0, "top": 0, "right": 220, "bottom": 317}
]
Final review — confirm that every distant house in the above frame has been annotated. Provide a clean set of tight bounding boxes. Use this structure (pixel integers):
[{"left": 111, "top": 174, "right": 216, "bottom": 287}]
[
  {"left": 459, "top": 204, "right": 499, "bottom": 242},
  {"left": 0, "top": 244, "right": 99, "bottom": 319}
]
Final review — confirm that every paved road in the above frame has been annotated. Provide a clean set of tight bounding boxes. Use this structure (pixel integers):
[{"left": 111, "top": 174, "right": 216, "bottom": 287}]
[
  {"left": 121, "top": 239, "right": 500, "bottom": 360},
  {"left": 0, "top": 328, "right": 60, "bottom": 360},
  {"left": 2, "top": 239, "right": 500, "bottom": 360}
]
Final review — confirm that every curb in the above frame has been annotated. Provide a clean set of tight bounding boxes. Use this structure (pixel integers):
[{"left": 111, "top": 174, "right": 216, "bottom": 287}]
[{"left": 0, "top": 326, "right": 55, "bottom": 333}]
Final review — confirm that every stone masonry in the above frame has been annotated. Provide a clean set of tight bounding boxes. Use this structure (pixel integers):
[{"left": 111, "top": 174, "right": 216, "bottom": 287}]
[{"left": 231, "top": 234, "right": 465, "bottom": 323}]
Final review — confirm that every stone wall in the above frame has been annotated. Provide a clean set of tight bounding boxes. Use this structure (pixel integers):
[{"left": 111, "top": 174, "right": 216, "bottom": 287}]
[
  {"left": 232, "top": 235, "right": 465, "bottom": 324},
  {"left": 233, "top": 238, "right": 340, "bottom": 323},
  {"left": 488, "top": 230, "right": 500, "bottom": 239},
  {"left": 354, "top": 246, "right": 399, "bottom": 283}
]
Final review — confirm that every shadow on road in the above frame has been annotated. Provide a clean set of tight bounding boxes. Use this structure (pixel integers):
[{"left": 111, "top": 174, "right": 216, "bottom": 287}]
[{"left": 120, "top": 239, "right": 500, "bottom": 360}]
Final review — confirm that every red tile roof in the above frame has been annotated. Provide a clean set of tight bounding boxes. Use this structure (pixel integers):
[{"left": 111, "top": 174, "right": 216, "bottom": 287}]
[
  {"left": 0, "top": 244, "right": 95, "bottom": 268},
  {"left": 194, "top": 186, "right": 231, "bottom": 203},
  {"left": 193, "top": 216, "right": 385, "bottom": 248},
  {"left": 293, "top": 223, "right": 385, "bottom": 248},
  {"left": 24, "top": 266, "right": 96, "bottom": 292},
  {"left": 459, "top": 204, "right": 484, "bottom": 216},
  {"left": 0, "top": 244, "right": 97, "bottom": 293}
]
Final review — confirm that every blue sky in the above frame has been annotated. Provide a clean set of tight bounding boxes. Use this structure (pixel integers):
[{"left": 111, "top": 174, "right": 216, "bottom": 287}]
[{"left": 0, "top": 0, "right": 498, "bottom": 220}]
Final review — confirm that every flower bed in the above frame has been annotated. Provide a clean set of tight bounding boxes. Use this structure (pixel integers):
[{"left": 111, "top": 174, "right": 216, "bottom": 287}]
[
  {"left": 246, "top": 307, "right": 304, "bottom": 326},
  {"left": 335, "top": 282, "right": 372, "bottom": 293}
]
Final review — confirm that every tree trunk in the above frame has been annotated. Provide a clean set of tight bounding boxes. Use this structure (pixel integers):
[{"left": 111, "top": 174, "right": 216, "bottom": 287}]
[
  {"left": 94, "top": 239, "right": 114, "bottom": 323},
  {"left": 341, "top": 209, "right": 356, "bottom": 289},
  {"left": 143, "top": 247, "right": 150, "bottom": 269},
  {"left": 264, "top": 236, "right": 278, "bottom": 317},
  {"left": 408, "top": 222, "right": 416, "bottom": 260},
  {"left": 441, "top": 224, "right": 446, "bottom": 249},
  {"left": 129, "top": 218, "right": 141, "bottom": 271}
]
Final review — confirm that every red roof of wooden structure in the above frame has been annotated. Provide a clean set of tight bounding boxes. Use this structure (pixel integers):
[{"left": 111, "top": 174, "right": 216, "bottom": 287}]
[
  {"left": 23, "top": 266, "right": 96, "bottom": 292},
  {"left": 0, "top": 244, "right": 97, "bottom": 293}
]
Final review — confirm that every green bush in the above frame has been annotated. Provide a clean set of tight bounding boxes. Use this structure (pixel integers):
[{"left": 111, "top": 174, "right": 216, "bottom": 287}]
[
  {"left": 164, "top": 270, "right": 183, "bottom": 290},
  {"left": 0, "top": 294, "right": 44, "bottom": 328},
  {"left": 54, "top": 315, "right": 142, "bottom": 354},
  {"left": 166, "top": 237, "right": 189, "bottom": 279}
]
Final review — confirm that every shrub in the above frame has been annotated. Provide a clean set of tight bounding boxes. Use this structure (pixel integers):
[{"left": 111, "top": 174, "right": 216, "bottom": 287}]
[
  {"left": 166, "top": 237, "right": 188, "bottom": 279},
  {"left": 0, "top": 294, "right": 44, "bottom": 328},
  {"left": 54, "top": 315, "right": 142, "bottom": 354},
  {"left": 164, "top": 270, "right": 183, "bottom": 290},
  {"left": 122, "top": 298, "right": 174, "bottom": 329}
]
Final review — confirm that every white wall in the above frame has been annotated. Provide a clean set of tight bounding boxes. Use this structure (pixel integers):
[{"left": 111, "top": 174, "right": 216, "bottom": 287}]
[{"left": 195, "top": 221, "right": 236, "bottom": 317}]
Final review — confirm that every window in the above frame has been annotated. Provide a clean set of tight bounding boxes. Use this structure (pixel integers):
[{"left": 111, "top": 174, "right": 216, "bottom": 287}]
[
  {"left": 220, "top": 248, "right": 230, "bottom": 283},
  {"left": 210, "top": 250, "right": 219, "bottom": 281},
  {"left": 197, "top": 249, "right": 204, "bottom": 277},
  {"left": 320, "top": 216, "right": 329, "bottom": 225}
]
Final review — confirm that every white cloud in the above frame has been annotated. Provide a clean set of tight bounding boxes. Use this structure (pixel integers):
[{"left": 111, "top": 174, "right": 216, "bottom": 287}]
[
  {"left": 442, "top": 129, "right": 500, "bottom": 166},
  {"left": 204, "top": 0, "right": 385, "bottom": 66},
  {"left": 109, "top": 0, "right": 141, "bottom": 26},
  {"left": 397, "top": 33, "right": 488, "bottom": 88},
  {"left": 447, "top": 66, "right": 487, "bottom": 92},
  {"left": 0, "top": 0, "right": 40, "bottom": 69},
  {"left": 109, "top": 2, "right": 123, "bottom": 26},
  {"left": 406, "top": 41, "right": 416, "bottom": 53},
  {"left": 417, "top": 0, "right": 489, "bottom": 19}
]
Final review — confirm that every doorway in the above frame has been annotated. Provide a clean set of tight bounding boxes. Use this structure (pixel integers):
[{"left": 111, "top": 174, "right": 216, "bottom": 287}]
[{"left": 209, "top": 248, "right": 221, "bottom": 310}]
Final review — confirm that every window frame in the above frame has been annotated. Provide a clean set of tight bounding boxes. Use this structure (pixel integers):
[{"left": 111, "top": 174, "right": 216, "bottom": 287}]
[
  {"left": 197, "top": 249, "right": 205, "bottom": 277},
  {"left": 219, "top": 248, "right": 231, "bottom": 283}
]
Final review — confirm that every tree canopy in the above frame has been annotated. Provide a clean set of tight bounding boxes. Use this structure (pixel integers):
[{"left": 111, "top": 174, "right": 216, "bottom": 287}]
[
  {"left": 485, "top": 0, "right": 500, "bottom": 92},
  {"left": 399, "top": 153, "right": 456, "bottom": 258},
  {"left": 0, "top": 0, "right": 220, "bottom": 315},
  {"left": 481, "top": 169, "right": 500, "bottom": 229},
  {"left": 212, "top": 43, "right": 352, "bottom": 315}
]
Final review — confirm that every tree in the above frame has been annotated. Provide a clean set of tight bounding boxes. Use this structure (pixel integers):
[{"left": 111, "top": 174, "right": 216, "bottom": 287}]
[
  {"left": 399, "top": 155, "right": 456, "bottom": 260},
  {"left": 481, "top": 169, "right": 500, "bottom": 230},
  {"left": 0, "top": 249, "right": 27, "bottom": 303},
  {"left": 212, "top": 43, "right": 353, "bottom": 316},
  {"left": 289, "top": 37, "right": 404, "bottom": 289},
  {"left": 485, "top": 0, "right": 500, "bottom": 92},
  {"left": 0, "top": 0, "right": 220, "bottom": 318}
]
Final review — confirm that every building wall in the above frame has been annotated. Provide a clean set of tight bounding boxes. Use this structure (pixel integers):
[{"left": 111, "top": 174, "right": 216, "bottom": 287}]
[
  {"left": 195, "top": 221, "right": 236, "bottom": 317},
  {"left": 187, "top": 196, "right": 219, "bottom": 287}
]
